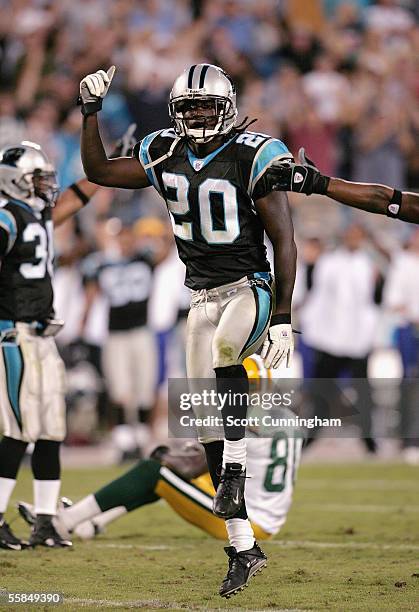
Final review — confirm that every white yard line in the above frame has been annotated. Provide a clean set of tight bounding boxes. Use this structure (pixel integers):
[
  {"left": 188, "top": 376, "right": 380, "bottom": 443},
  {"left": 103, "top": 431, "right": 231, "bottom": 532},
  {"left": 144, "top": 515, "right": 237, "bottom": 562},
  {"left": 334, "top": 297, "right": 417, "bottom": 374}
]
[
  {"left": 65, "top": 600, "right": 307, "bottom": 612},
  {"left": 301, "top": 479, "right": 417, "bottom": 491},
  {"left": 267, "top": 540, "right": 419, "bottom": 551},
  {"left": 93, "top": 540, "right": 419, "bottom": 553},
  {"left": 92, "top": 543, "right": 172, "bottom": 550},
  {"left": 300, "top": 503, "right": 419, "bottom": 513},
  {"left": 65, "top": 598, "right": 186, "bottom": 609}
]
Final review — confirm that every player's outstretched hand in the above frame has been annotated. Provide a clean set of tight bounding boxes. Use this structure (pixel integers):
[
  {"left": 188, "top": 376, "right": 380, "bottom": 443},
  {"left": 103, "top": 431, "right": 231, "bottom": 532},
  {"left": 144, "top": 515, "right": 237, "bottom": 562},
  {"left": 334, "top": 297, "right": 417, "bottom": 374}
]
[
  {"left": 78, "top": 66, "right": 116, "bottom": 116},
  {"left": 266, "top": 148, "right": 330, "bottom": 196},
  {"left": 261, "top": 324, "right": 294, "bottom": 369},
  {"left": 109, "top": 123, "right": 137, "bottom": 158}
]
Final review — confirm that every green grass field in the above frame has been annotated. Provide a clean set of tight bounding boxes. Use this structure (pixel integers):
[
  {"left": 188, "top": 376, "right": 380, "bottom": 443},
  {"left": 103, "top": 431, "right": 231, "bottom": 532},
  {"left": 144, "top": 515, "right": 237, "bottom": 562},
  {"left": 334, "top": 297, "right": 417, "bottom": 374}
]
[{"left": 1, "top": 462, "right": 418, "bottom": 611}]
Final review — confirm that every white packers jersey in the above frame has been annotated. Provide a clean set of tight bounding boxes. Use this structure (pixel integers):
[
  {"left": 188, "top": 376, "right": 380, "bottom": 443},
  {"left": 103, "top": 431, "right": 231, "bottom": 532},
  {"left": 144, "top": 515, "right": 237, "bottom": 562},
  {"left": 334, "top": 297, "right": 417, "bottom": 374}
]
[{"left": 245, "top": 433, "right": 302, "bottom": 535}]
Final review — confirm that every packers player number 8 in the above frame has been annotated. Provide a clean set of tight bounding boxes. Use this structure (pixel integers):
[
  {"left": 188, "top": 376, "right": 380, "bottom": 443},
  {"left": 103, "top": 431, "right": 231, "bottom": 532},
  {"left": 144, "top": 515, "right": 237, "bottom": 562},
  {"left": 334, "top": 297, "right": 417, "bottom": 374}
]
[
  {"left": 162, "top": 172, "right": 240, "bottom": 244},
  {"left": 19, "top": 221, "right": 54, "bottom": 280}
]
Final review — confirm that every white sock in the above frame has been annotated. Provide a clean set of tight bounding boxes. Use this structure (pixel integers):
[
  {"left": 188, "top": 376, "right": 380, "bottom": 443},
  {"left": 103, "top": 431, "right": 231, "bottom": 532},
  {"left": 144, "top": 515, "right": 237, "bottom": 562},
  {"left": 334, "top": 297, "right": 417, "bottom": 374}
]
[
  {"left": 0, "top": 477, "right": 17, "bottom": 514},
  {"left": 74, "top": 507, "right": 127, "bottom": 540},
  {"left": 33, "top": 480, "right": 61, "bottom": 515},
  {"left": 61, "top": 494, "right": 101, "bottom": 531},
  {"left": 223, "top": 438, "right": 246, "bottom": 468},
  {"left": 225, "top": 518, "right": 255, "bottom": 552}
]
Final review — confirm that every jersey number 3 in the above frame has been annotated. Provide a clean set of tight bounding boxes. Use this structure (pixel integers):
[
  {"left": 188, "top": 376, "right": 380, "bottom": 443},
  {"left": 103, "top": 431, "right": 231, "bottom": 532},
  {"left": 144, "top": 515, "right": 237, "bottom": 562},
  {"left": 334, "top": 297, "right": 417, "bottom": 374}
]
[
  {"left": 162, "top": 173, "right": 240, "bottom": 244},
  {"left": 19, "top": 221, "right": 54, "bottom": 280}
]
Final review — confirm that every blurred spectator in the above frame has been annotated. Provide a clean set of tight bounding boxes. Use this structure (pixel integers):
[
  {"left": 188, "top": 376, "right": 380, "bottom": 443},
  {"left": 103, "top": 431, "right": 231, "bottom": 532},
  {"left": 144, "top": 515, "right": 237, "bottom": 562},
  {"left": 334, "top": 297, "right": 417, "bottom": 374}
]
[
  {"left": 81, "top": 222, "right": 160, "bottom": 460},
  {"left": 364, "top": 0, "right": 415, "bottom": 35},
  {"left": 293, "top": 237, "right": 325, "bottom": 378},
  {"left": 384, "top": 229, "right": 419, "bottom": 462},
  {"left": 299, "top": 225, "right": 381, "bottom": 452}
]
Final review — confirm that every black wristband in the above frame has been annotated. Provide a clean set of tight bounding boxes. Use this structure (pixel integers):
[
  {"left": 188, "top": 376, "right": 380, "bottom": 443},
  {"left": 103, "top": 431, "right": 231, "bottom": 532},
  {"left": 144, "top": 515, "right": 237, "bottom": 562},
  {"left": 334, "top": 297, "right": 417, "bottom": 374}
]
[
  {"left": 270, "top": 313, "right": 291, "bottom": 326},
  {"left": 312, "top": 173, "right": 330, "bottom": 195},
  {"left": 69, "top": 183, "right": 90, "bottom": 206},
  {"left": 386, "top": 189, "right": 402, "bottom": 218},
  {"left": 77, "top": 96, "right": 103, "bottom": 116}
]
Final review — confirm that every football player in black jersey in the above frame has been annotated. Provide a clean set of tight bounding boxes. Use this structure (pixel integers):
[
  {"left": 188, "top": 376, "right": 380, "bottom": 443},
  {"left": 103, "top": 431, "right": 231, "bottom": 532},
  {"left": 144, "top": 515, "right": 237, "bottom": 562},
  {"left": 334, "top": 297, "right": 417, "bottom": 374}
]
[
  {"left": 0, "top": 140, "right": 104, "bottom": 550},
  {"left": 78, "top": 64, "right": 297, "bottom": 597}
]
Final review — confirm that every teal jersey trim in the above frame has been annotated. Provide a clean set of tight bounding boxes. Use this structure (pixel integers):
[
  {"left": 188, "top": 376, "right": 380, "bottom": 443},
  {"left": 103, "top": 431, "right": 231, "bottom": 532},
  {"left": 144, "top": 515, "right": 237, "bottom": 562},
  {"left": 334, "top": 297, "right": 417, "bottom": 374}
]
[
  {"left": 187, "top": 136, "right": 236, "bottom": 171},
  {"left": 0, "top": 320, "right": 15, "bottom": 331},
  {"left": 139, "top": 131, "right": 164, "bottom": 193},
  {"left": 249, "top": 139, "right": 291, "bottom": 195},
  {"left": 0, "top": 320, "right": 23, "bottom": 429},
  {"left": 241, "top": 282, "right": 272, "bottom": 355},
  {"left": 0, "top": 209, "right": 17, "bottom": 253}
]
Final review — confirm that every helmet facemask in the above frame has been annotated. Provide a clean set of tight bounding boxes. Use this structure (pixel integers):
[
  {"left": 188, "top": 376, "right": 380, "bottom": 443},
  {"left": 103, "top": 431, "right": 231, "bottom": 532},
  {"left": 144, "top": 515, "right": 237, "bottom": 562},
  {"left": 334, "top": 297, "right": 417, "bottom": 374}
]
[
  {"left": 169, "top": 95, "right": 237, "bottom": 143},
  {"left": 32, "top": 169, "right": 59, "bottom": 206},
  {"left": 12, "top": 168, "right": 59, "bottom": 209}
]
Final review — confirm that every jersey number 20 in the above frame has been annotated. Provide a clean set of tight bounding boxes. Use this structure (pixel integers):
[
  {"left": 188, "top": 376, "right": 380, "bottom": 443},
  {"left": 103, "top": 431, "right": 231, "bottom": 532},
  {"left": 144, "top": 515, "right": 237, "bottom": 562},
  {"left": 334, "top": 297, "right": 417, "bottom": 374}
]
[{"left": 162, "top": 173, "right": 240, "bottom": 244}]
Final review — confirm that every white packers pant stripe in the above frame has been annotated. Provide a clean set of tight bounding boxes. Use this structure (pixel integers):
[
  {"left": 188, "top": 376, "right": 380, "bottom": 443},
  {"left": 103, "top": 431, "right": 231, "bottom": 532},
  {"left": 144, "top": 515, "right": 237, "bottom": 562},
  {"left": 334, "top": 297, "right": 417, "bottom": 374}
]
[{"left": 159, "top": 466, "right": 213, "bottom": 511}]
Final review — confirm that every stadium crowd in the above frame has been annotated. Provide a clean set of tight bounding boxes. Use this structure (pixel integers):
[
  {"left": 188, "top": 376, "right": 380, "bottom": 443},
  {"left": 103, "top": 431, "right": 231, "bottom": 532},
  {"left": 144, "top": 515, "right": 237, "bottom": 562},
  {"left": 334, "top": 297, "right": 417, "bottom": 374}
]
[{"left": 0, "top": 0, "right": 418, "bottom": 458}]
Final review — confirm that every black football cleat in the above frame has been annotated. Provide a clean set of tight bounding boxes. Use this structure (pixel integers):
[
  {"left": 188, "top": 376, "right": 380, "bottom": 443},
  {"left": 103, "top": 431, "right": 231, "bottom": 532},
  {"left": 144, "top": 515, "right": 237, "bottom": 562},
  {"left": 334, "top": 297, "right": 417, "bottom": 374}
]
[
  {"left": 0, "top": 519, "right": 29, "bottom": 551},
  {"left": 29, "top": 516, "right": 72, "bottom": 548},
  {"left": 17, "top": 501, "right": 36, "bottom": 526},
  {"left": 219, "top": 541, "right": 267, "bottom": 598},
  {"left": 18, "top": 497, "right": 73, "bottom": 527},
  {"left": 213, "top": 463, "right": 246, "bottom": 518}
]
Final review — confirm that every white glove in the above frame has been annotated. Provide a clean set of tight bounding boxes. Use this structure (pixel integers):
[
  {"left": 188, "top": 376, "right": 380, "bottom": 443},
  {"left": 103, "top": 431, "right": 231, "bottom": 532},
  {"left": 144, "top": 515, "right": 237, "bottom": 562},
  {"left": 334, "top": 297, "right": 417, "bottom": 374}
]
[
  {"left": 261, "top": 324, "right": 294, "bottom": 369},
  {"left": 109, "top": 123, "right": 137, "bottom": 158},
  {"left": 79, "top": 66, "right": 115, "bottom": 115}
]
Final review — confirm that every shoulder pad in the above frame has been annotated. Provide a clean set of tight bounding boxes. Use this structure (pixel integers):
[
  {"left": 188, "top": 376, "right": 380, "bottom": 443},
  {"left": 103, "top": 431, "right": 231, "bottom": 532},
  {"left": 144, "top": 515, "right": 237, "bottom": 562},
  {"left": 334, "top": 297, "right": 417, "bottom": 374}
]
[
  {"left": 248, "top": 136, "right": 292, "bottom": 196},
  {"left": 133, "top": 129, "right": 178, "bottom": 192},
  {"left": 235, "top": 131, "right": 272, "bottom": 149}
]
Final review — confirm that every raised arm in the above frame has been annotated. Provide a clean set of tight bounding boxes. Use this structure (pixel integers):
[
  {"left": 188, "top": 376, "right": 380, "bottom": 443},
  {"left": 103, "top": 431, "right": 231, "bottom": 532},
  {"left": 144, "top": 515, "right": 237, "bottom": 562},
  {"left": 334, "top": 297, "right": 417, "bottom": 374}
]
[
  {"left": 81, "top": 114, "right": 149, "bottom": 189},
  {"left": 79, "top": 68, "right": 150, "bottom": 189},
  {"left": 54, "top": 123, "right": 143, "bottom": 226},
  {"left": 52, "top": 178, "right": 99, "bottom": 226}
]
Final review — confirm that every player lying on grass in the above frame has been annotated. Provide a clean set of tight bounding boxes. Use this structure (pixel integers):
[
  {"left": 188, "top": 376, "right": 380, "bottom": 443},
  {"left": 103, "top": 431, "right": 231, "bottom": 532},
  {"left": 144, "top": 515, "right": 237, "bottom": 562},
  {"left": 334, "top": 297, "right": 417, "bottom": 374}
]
[
  {"left": 18, "top": 356, "right": 303, "bottom": 599},
  {"left": 0, "top": 130, "right": 134, "bottom": 551},
  {"left": 267, "top": 148, "right": 419, "bottom": 224},
  {"left": 78, "top": 63, "right": 297, "bottom": 595}
]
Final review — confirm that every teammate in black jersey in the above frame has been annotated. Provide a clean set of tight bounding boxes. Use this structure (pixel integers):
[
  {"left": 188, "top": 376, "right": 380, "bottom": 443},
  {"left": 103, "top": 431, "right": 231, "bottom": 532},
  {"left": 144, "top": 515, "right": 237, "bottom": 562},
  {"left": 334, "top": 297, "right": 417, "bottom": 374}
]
[
  {"left": 78, "top": 64, "right": 297, "bottom": 596},
  {"left": 0, "top": 140, "right": 109, "bottom": 550}
]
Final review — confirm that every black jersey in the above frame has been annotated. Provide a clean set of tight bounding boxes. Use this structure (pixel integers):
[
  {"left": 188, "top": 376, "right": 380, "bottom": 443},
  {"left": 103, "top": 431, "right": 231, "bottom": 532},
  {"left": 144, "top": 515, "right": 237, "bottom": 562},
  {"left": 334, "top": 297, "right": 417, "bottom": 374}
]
[
  {"left": 133, "top": 129, "right": 292, "bottom": 290},
  {"left": 82, "top": 251, "right": 154, "bottom": 331},
  {"left": 0, "top": 197, "right": 54, "bottom": 322}
]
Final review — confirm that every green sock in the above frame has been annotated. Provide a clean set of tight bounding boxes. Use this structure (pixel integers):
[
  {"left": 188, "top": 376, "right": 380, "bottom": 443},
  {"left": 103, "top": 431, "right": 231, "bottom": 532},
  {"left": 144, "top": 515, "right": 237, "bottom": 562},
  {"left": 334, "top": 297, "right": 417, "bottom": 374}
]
[{"left": 94, "top": 459, "right": 161, "bottom": 513}]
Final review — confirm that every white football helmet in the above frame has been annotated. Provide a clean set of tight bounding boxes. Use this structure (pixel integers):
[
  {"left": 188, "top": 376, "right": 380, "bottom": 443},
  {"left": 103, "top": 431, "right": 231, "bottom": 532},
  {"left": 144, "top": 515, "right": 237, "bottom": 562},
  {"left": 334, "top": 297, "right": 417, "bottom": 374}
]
[
  {"left": 0, "top": 141, "right": 59, "bottom": 211},
  {"left": 169, "top": 64, "right": 238, "bottom": 143}
]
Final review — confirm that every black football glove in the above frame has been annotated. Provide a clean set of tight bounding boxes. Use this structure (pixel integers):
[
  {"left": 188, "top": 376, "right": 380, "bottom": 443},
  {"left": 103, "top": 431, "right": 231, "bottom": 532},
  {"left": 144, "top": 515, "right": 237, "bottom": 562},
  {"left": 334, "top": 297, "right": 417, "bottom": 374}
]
[{"left": 266, "top": 148, "right": 330, "bottom": 195}]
